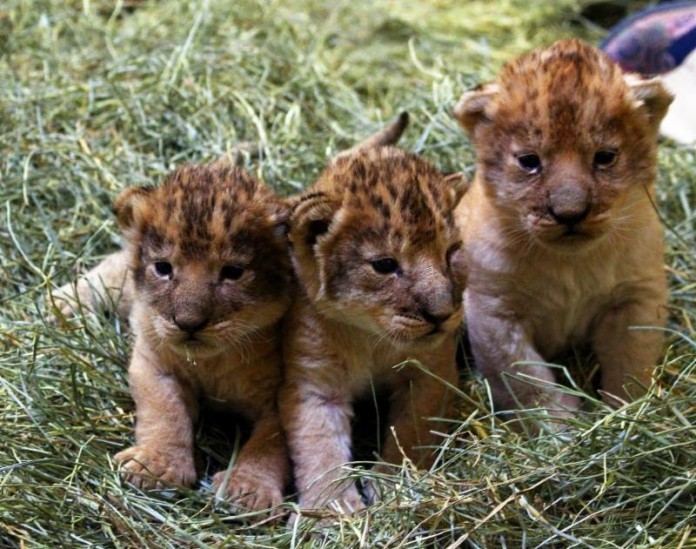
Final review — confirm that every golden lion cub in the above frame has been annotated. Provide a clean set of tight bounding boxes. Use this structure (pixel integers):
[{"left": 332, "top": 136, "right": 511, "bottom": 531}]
[
  {"left": 453, "top": 39, "right": 672, "bottom": 421},
  {"left": 280, "top": 114, "right": 468, "bottom": 513},
  {"left": 55, "top": 163, "right": 293, "bottom": 510}
]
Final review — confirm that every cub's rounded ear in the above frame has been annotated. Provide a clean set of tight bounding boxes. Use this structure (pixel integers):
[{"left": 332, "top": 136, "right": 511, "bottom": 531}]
[
  {"left": 625, "top": 74, "right": 674, "bottom": 132},
  {"left": 287, "top": 193, "right": 340, "bottom": 252},
  {"left": 453, "top": 83, "right": 499, "bottom": 136},
  {"left": 443, "top": 171, "right": 470, "bottom": 206},
  {"left": 113, "top": 186, "right": 153, "bottom": 230}
]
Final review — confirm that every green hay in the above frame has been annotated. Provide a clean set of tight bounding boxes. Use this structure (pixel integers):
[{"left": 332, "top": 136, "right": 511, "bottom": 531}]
[{"left": 1, "top": 0, "right": 694, "bottom": 547}]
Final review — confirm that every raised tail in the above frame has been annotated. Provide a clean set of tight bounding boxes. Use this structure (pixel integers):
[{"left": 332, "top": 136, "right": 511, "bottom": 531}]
[
  {"left": 334, "top": 111, "right": 409, "bottom": 161},
  {"left": 353, "top": 111, "right": 409, "bottom": 150}
]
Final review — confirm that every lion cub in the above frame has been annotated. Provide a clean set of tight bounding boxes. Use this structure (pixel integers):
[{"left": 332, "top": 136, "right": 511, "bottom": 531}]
[
  {"left": 279, "top": 114, "right": 468, "bottom": 513},
  {"left": 453, "top": 39, "right": 672, "bottom": 421},
  {"left": 56, "top": 163, "right": 293, "bottom": 510}
]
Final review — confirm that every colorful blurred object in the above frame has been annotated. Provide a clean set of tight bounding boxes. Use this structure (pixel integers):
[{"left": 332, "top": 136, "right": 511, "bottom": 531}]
[
  {"left": 601, "top": 1, "right": 696, "bottom": 145},
  {"left": 601, "top": 0, "right": 696, "bottom": 74}
]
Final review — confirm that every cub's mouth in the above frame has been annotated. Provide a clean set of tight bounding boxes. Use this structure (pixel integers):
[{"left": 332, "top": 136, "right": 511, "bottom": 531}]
[
  {"left": 534, "top": 217, "right": 609, "bottom": 248},
  {"left": 167, "top": 332, "right": 224, "bottom": 358},
  {"left": 390, "top": 313, "right": 453, "bottom": 347},
  {"left": 558, "top": 227, "right": 593, "bottom": 240},
  {"left": 555, "top": 222, "right": 610, "bottom": 245}
]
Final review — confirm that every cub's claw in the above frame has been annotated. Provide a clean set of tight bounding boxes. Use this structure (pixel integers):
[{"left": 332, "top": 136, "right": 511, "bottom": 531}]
[
  {"left": 212, "top": 468, "right": 284, "bottom": 512},
  {"left": 114, "top": 445, "right": 196, "bottom": 489}
]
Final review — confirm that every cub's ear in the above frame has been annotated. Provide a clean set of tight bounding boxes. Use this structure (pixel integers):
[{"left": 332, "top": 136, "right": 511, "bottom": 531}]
[
  {"left": 625, "top": 74, "right": 674, "bottom": 132},
  {"left": 287, "top": 192, "right": 341, "bottom": 252},
  {"left": 443, "top": 171, "right": 470, "bottom": 206},
  {"left": 453, "top": 83, "right": 499, "bottom": 136},
  {"left": 113, "top": 186, "right": 153, "bottom": 230}
]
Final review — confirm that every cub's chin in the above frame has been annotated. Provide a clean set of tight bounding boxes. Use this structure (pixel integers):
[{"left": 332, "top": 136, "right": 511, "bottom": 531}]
[
  {"left": 165, "top": 335, "right": 227, "bottom": 360},
  {"left": 530, "top": 221, "right": 611, "bottom": 254},
  {"left": 390, "top": 334, "right": 451, "bottom": 355}
]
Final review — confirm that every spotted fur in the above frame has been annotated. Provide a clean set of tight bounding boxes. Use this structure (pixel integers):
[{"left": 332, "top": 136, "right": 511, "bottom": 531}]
[
  {"left": 56, "top": 162, "right": 293, "bottom": 512},
  {"left": 279, "top": 132, "right": 468, "bottom": 514},
  {"left": 115, "top": 164, "right": 290, "bottom": 335}
]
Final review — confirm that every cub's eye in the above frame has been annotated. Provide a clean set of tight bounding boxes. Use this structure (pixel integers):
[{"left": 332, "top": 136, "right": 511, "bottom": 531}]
[
  {"left": 517, "top": 153, "right": 542, "bottom": 174},
  {"left": 371, "top": 257, "right": 400, "bottom": 275},
  {"left": 594, "top": 150, "right": 617, "bottom": 168},
  {"left": 154, "top": 261, "right": 173, "bottom": 278},
  {"left": 220, "top": 264, "right": 245, "bottom": 281}
]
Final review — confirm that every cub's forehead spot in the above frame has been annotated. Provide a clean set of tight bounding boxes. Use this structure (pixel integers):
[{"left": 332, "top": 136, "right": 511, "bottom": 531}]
[
  {"left": 495, "top": 41, "right": 632, "bottom": 147},
  {"left": 327, "top": 149, "right": 457, "bottom": 250},
  {"left": 138, "top": 164, "right": 272, "bottom": 259}
]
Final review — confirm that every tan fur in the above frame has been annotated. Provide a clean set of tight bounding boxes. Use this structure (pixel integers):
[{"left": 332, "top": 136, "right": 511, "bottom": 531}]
[
  {"left": 453, "top": 39, "right": 672, "bottom": 423},
  {"left": 57, "top": 163, "right": 294, "bottom": 511},
  {"left": 51, "top": 249, "right": 134, "bottom": 321},
  {"left": 279, "top": 137, "right": 468, "bottom": 512}
]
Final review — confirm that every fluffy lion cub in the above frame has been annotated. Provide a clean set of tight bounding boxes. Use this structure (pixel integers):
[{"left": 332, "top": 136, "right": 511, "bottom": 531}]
[
  {"left": 279, "top": 114, "right": 468, "bottom": 513},
  {"left": 54, "top": 162, "right": 293, "bottom": 510},
  {"left": 453, "top": 39, "right": 673, "bottom": 421}
]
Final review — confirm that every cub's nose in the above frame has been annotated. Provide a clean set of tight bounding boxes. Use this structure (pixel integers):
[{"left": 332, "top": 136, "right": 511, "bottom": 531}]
[
  {"left": 548, "top": 182, "right": 590, "bottom": 227},
  {"left": 549, "top": 204, "right": 590, "bottom": 227},
  {"left": 173, "top": 314, "right": 208, "bottom": 335},
  {"left": 420, "top": 307, "right": 454, "bottom": 328}
]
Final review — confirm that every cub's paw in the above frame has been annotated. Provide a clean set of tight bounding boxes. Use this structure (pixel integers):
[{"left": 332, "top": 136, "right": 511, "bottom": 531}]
[
  {"left": 298, "top": 483, "right": 365, "bottom": 515},
  {"left": 360, "top": 475, "right": 384, "bottom": 505},
  {"left": 47, "top": 282, "right": 94, "bottom": 323},
  {"left": 326, "top": 486, "right": 365, "bottom": 515},
  {"left": 212, "top": 468, "right": 283, "bottom": 511},
  {"left": 289, "top": 485, "right": 366, "bottom": 528},
  {"left": 538, "top": 392, "right": 582, "bottom": 432},
  {"left": 114, "top": 445, "right": 196, "bottom": 489}
]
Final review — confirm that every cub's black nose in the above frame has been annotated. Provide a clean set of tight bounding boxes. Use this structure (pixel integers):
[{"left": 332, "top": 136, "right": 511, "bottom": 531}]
[
  {"left": 173, "top": 315, "right": 208, "bottom": 334},
  {"left": 548, "top": 182, "right": 590, "bottom": 227},
  {"left": 549, "top": 204, "right": 590, "bottom": 227},
  {"left": 420, "top": 308, "right": 452, "bottom": 327}
]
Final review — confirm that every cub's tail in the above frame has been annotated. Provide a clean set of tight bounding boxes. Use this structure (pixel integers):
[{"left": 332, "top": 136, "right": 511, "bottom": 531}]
[
  {"left": 334, "top": 111, "right": 409, "bottom": 161},
  {"left": 353, "top": 111, "right": 409, "bottom": 150}
]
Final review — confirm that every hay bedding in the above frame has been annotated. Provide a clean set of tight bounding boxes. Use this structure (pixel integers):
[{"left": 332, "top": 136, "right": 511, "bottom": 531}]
[{"left": 1, "top": 1, "right": 694, "bottom": 546}]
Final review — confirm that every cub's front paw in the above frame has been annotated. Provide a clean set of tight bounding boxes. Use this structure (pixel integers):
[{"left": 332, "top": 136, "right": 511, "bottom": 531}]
[
  {"left": 212, "top": 468, "right": 283, "bottom": 511},
  {"left": 327, "top": 486, "right": 365, "bottom": 515},
  {"left": 48, "top": 282, "right": 93, "bottom": 322},
  {"left": 114, "top": 445, "right": 196, "bottom": 489},
  {"left": 360, "top": 475, "right": 384, "bottom": 505},
  {"left": 289, "top": 485, "right": 366, "bottom": 528},
  {"left": 299, "top": 483, "right": 365, "bottom": 515}
]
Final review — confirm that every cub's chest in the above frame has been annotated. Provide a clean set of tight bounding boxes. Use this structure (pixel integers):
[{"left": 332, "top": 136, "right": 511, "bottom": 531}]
[
  {"left": 517, "top": 258, "right": 618, "bottom": 314},
  {"left": 175, "top": 353, "right": 279, "bottom": 414},
  {"left": 338, "top": 343, "right": 409, "bottom": 393},
  {"left": 519, "top": 263, "right": 617, "bottom": 351},
  {"left": 470, "top": 246, "right": 624, "bottom": 356}
]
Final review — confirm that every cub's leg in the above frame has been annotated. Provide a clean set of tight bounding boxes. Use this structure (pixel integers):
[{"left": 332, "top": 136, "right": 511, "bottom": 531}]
[
  {"left": 213, "top": 412, "right": 290, "bottom": 511},
  {"left": 379, "top": 341, "right": 459, "bottom": 469},
  {"left": 51, "top": 250, "right": 133, "bottom": 320},
  {"left": 467, "top": 294, "right": 581, "bottom": 422},
  {"left": 592, "top": 289, "right": 667, "bottom": 404},
  {"left": 279, "top": 380, "right": 363, "bottom": 513},
  {"left": 115, "top": 343, "right": 198, "bottom": 488}
]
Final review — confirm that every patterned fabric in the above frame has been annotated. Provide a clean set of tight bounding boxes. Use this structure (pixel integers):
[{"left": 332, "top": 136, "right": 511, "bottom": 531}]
[{"left": 601, "top": 1, "right": 696, "bottom": 74}]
